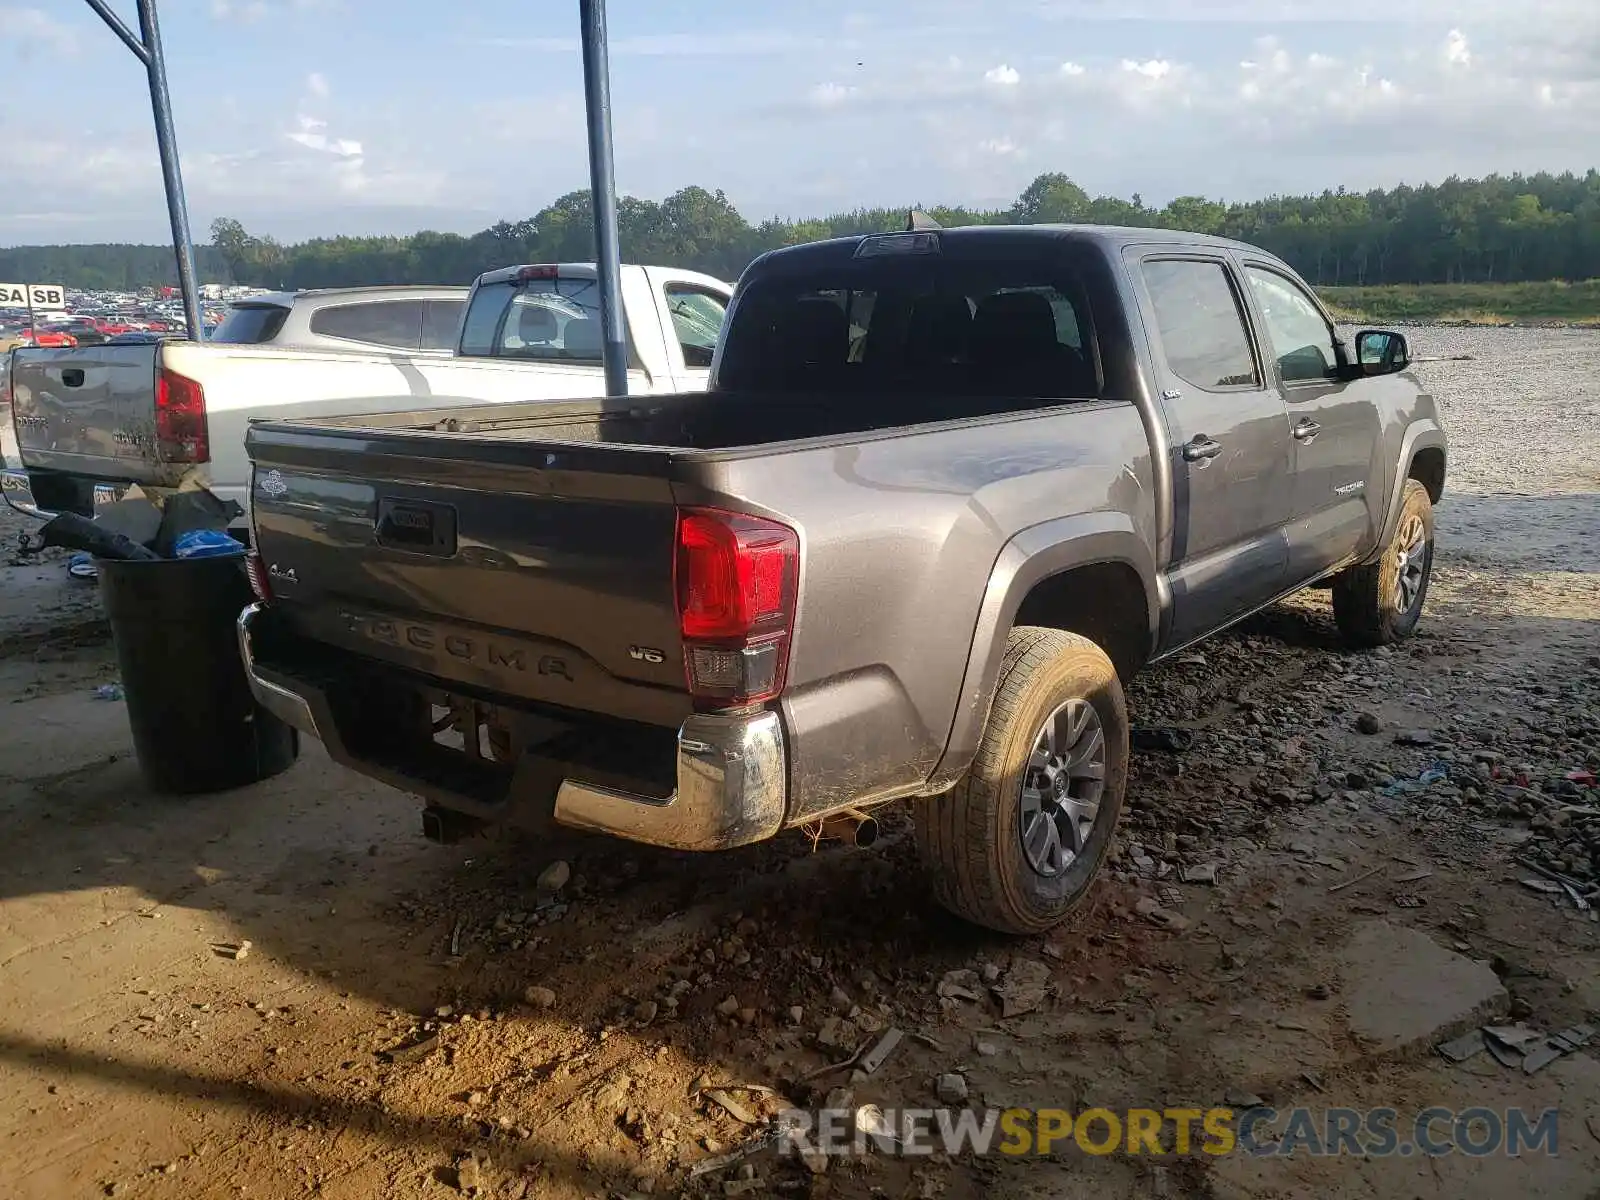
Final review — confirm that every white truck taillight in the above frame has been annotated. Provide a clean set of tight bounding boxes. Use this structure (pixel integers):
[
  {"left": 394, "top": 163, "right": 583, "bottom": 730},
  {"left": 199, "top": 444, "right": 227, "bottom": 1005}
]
[
  {"left": 674, "top": 507, "right": 799, "bottom": 708},
  {"left": 155, "top": 366, "right": 210, "bottom": 464}
]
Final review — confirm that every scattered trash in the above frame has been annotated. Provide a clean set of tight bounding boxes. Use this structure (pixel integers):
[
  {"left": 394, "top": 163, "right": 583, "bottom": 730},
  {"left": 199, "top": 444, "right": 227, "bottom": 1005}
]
[
  {"left": 449, "top": 918, "right": 464, "bottom": 957},
  {"left": 993, "top": 959, "right": 1052, "bottom": 1018},
  {"left": 1130, "top": 726, "right": 1195, "bottom": 752},
  {"left": 704, "top": 1089, "right": 760, "bottom": 1125},
  {"left": 1566, "top": 769, "right": 1597, "bottom": 787},
  {"left": 857, "top": 1028, "right": 903, "bottom": 1075},
  {"left": 1327, "top": 866, "right": 1385, "bottom": 893},
  {"left": 1300, "top": 1072, "right": 1325, "bottom": 1093},
  {"left": 1392, "top": 868, "right": 1434, "bottom": 884},
  {"left": 935, "top": 1073, "right": 969, "bottom": 1104},
  {"left": 1393, "top": 894, "right": 1425, "bottom": 909},
  {"left": 1158, "top": 885, "right": 1184, "bottom": 907},
  {"left": 687, "top": 1129, "right": 780, "bottom": 1178},
  {"left": 1179, "top": 863, "right": 1219, "bottom": 885},
  {"left": 1393, "top": 729, "right": 1437, "bottom": 747},
  {"left": 67, "top": 553, "right": 99, "bottom": 580},
  {"left": 212, "top": 939, "right": 252, "bottom": 961},
  {"left": 172, "top": 529, "right": 244, "bottom": 559},
  {"left": 1520, "top": 878, "right": 1565, "bottom": 895},
  {"left": 93, "top": 683, "right": 124, "bottom": 701},
  {"left": 380, "top": 1033, "right": 441, "bottom": 1064},
  {"left": 1522, "top": 1044, "right": 1564, "bottom": 1075},
  {"left": 1437, "top": 1029, "right": 1487, "bottom": 1063},
  {"left": 1224, "top": 1090, "right": 1265, "bottom": 1109},
  {"left": 1382, "top": 761, "right": 1451, "bottom": 797},
  {"left": 937, "top": 968, "right": 983, "bottom": 1003}
]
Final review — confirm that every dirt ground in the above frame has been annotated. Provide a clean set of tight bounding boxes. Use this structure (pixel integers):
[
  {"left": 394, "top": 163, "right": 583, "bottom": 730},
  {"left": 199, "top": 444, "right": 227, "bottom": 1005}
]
[{"left": 1, "top": 327, "right": 1597, "bottom": 1200}]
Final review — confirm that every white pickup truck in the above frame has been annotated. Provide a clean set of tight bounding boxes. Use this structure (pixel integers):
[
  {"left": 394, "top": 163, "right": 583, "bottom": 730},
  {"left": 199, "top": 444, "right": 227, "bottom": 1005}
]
[{"left": 2, "top": 263, "right": 730, "bottom": 518}]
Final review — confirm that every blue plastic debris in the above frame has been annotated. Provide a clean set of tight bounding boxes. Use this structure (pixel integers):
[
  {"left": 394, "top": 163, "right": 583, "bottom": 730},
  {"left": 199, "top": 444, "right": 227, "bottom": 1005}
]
[{"left": 172, "top": 530, "right": 246, "bottom": 559}]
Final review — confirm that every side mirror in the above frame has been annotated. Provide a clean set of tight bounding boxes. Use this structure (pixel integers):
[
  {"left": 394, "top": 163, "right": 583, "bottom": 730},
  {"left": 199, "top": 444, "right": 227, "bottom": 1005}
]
[{"left": 1354, "top": 329, "right": 1409, "bottom": 376}]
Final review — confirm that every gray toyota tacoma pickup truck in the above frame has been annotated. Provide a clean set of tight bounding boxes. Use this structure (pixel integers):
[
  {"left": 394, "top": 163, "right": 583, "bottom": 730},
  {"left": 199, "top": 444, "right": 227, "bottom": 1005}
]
[{"left": 238, "top": 223, "right": 1445, "bottom": 933}]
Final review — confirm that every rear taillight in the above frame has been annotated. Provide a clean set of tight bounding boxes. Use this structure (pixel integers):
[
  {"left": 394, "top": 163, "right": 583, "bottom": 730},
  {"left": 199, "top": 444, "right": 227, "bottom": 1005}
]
[
  {"left": 155, "top": 366, "right": 209, "bottom": 463},
  {"left": 674, "top": 507, "right": 799, "bottom": 708},
  {"left": 245, "top": 551, "right": 273, "bottom": 602}
]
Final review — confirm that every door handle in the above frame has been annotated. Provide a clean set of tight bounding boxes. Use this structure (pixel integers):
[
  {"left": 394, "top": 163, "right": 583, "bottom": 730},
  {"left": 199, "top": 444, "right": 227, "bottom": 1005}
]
[
  {"left": 1182, "top": 435, "right": 1223, "bottom": 462},
  {"left": 1293, "top": 419, "right": 1322, "bottom": 442}
]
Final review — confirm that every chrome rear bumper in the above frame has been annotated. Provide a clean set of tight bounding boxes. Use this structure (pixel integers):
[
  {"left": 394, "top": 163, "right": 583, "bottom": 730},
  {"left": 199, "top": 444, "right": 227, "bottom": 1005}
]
[
  {"left": 0, "top": 468, "right": 129, "bottom": 519},
  {"left": 235, "top": 602, "right": 787, "bottom": 851}
]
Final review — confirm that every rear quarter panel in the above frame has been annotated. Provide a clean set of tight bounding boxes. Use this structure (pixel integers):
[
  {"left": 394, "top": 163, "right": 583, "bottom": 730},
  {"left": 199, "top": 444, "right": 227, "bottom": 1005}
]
[{"left": 678, "top": 402, "right": 1157, "bottom": 821}]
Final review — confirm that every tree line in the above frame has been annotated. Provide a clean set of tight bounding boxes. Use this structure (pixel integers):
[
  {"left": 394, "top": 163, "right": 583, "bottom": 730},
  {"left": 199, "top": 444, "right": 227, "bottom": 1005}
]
[{"left": 5, "top": 169, "right": 1598, "bottom": 292}]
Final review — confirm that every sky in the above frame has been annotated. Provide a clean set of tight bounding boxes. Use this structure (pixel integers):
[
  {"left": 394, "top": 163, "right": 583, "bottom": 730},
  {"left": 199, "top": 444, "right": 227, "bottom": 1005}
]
[{"left": 1, "top": 0, "right": 1597, "bottom": 246}]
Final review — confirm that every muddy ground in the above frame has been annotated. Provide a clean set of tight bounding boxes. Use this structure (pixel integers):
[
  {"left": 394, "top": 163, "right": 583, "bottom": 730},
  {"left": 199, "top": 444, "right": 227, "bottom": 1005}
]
[{"left": 0, "top": 327, "right": 1597, "bottom": 1200}]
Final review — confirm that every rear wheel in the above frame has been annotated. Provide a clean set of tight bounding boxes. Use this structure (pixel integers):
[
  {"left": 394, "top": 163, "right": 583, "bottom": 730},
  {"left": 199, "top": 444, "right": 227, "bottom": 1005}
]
[
  {"left": 1332, "top": 479, "right": 1434, "bottom": 648},
  {"left": 915, "top": 627, "right": 1128, "bottom": 934}
]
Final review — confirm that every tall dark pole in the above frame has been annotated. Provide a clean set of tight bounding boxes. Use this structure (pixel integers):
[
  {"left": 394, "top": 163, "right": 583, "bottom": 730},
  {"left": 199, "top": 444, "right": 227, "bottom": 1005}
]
[
  {"left": 578, "top": 0, "right": 628, "bottom": 397},
  {"left": 83, "top": 0, "right": 203, "bottom": 341}
]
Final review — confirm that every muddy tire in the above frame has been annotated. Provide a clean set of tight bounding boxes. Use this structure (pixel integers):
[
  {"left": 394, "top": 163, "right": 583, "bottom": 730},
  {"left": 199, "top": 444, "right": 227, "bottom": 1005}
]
[
  {"left": 915, "top": 627, "right": 1128, "bottom": 935},
  {"left": 1332, "top": 479, "right": 1435, "bottom": 648}
]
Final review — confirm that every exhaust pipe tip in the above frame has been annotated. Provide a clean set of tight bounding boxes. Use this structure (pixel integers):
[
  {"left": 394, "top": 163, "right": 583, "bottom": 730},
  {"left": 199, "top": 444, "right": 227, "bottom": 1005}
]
[{"left": 816, "top": 807, "right": 880, "bottom": 848}]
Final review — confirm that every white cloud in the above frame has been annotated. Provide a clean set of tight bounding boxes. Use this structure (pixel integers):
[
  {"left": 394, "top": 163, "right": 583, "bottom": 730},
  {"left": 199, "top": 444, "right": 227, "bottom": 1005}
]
[
  {"left": 984, "top": 64, "right": 1021, "bottom": 85},
  {"left": 1060, "top": 61, "right": 1086, "bottom": 76},
  {"left": 1444, "top": 29, "right": 1472, "bottom": 67},
  {"left": 1121, "top": 59, "right": 1172, "bottom": 80},
  {"left": 979, "top": 136, "right": 1022, "bottom": 156},
  {"left": 307, "top": 72, "right": 330, "bottom": 99},
  {"left": 286, "top": 115, "right": 362, "bottom": 159}
]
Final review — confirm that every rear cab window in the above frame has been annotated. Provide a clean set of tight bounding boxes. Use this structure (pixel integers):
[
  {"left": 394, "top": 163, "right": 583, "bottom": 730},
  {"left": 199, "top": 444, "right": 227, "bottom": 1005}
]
[
  {"left": 458, "top": 276, "right": 609, "bottom": 362},
  {"left": 210, "top": 303, "right": 289, "bottom": 345},
  {"left": 716, "top": 239, "right": 1100, "bottom": 403}
]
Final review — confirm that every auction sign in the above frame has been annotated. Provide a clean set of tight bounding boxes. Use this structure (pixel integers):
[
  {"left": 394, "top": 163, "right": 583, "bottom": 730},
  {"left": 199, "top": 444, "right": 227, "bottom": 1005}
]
[{"left": 0, "top": 283, "right": 67, "bottom": 309}]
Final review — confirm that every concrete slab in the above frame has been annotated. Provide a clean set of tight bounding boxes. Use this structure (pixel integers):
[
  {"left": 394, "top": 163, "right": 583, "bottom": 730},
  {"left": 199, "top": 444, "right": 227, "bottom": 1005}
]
[{"left": 1339, "top": 919, "right": 1508, "bottom": 1058}]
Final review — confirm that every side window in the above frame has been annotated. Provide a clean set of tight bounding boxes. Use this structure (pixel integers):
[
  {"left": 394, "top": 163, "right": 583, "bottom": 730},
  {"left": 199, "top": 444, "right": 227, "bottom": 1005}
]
[
  {"left": 420, "top": 299, "right": 464, "bottom": 351},
  {"left": 308, "top": 300, "right": 423, "bottom": 350},
  {"left": 1141, "top": 260, "right": 1259, "bottom": 391},
  {"left": 1245, "top": 267, "right": 1338, "bottom": 384},
  {"left": 664, "top": 285, "right": 727, "bottom": 369}
]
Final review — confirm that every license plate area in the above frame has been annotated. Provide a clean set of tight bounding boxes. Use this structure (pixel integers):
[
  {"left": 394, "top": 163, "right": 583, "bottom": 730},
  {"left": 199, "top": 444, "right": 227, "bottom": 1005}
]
[{"left": 376, "top": 497, "right": 456, "bottom": 556}]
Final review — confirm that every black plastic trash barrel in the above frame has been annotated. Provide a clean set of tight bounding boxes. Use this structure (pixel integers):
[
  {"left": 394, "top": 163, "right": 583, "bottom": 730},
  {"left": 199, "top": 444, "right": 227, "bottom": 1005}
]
[{"left": 97, "top": 554, "right": 299, "bottom": 794}]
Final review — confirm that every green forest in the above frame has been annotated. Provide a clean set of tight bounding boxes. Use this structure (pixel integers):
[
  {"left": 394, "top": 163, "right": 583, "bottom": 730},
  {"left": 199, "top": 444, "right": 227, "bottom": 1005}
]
[{"left": 5, "top": 170, "right": 1599, "bottom": 309}]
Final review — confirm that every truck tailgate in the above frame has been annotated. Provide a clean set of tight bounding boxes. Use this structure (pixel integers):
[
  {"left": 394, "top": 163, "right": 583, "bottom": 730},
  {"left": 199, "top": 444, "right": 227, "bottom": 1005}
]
[
  {"left": 246, "top": 423, "right": 693, "bottom": 728},
  {"left": 9, "top": 344, "right": 174, "bottom": 482}
]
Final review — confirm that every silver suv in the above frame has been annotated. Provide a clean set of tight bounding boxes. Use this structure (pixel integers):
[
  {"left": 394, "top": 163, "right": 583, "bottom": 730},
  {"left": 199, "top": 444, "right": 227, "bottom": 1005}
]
[{"left": 210, "top": 285, "right": 469, "bottom": 354}]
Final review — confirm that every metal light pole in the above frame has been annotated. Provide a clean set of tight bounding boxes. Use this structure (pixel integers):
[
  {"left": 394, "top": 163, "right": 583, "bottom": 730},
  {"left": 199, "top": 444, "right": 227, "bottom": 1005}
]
[
  {"left": 578, "top": 0, "right": 628, "bottom": 397},
  {"left": 82, "top": 0, "right": 204, "bottom": 341}
]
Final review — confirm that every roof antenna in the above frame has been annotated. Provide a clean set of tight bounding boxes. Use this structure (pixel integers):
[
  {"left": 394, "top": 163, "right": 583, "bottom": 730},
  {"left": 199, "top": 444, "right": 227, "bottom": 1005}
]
[{"left": 905, "top": 209, "right": 941, "bottom": 232}]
